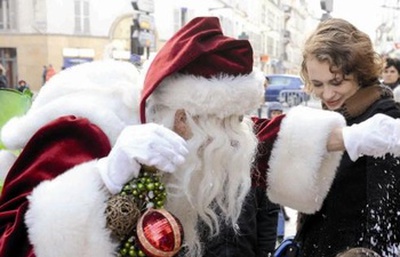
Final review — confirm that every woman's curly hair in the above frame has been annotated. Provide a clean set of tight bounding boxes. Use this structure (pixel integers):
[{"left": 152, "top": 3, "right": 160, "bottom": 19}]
[{"left": 300, "top": 18, "right": 383, "bottom": 93}]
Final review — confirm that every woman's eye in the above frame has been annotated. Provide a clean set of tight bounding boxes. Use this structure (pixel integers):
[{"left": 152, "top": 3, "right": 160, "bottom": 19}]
[
  {"left": 331, "top": 80, "right": 342, "bottom": 86},
  {"left": 312, "top": 83, "right": 322, "bottom": 87}
]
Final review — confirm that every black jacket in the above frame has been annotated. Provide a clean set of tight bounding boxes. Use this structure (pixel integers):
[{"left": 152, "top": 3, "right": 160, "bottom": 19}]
[
  {"left": 299, "top": 95, "right": 400, "bottom": 257},
  {"left": 200, "top": 187, "right": 279, "bottom": 257},
  {"left": 183, "top": 120, "right": 281, "bottom": 257}
]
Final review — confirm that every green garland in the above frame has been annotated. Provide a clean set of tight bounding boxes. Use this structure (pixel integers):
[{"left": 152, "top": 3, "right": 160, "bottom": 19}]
[{"left": 106, "top": 167, "right": 167, "bottom": 257}]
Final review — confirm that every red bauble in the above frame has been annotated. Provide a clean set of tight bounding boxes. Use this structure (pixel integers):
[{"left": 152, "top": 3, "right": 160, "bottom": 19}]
[{"left": 136, "top": 208, "right": 184, "bottom": 257}]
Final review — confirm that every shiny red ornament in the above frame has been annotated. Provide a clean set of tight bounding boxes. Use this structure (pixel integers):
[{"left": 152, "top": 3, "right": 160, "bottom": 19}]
[{"left": 136, "top": 208, "right": 184, "bottom": 257}]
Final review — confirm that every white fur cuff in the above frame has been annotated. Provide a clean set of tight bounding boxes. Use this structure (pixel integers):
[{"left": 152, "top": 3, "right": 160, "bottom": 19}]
[
  {"left": 267, "top": 106, "right": 345, "bottom": 214},
  {"left": 25, "top": 161, "right": 117, "bottom": 257}
]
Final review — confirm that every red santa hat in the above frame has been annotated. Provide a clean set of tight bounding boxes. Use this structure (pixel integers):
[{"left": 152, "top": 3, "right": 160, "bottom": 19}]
[{"left": 139, "top": 16, "right": 265, "bottom": 123}]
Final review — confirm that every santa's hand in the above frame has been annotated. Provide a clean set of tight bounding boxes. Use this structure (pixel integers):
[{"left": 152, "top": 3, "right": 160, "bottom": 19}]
[
  {"left": 97, "top": 123, "right": 188, "bottom": 194},
  {"left": 342, "top": 113, "right": 400, "bottom": 161}
]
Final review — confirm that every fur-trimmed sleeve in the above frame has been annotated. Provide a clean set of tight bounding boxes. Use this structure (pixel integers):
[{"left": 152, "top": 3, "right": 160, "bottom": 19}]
[
  {"left": 267, "top": 106, "right": 346, "bottom": 214},
  {"left": 0, "top": 116, "right": 111, "bottom": 257},
  {"left": 25, "top": 160, "right": 117, "bottom": 257}
]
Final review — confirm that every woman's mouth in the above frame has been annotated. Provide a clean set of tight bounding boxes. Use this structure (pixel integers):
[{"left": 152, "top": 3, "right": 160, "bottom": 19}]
[{"left": 325, "top": 99, "right": 341, "bottom": 109}]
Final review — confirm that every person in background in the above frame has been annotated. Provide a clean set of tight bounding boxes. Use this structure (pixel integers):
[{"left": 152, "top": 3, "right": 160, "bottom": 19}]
[
  {"left": 16, "top": 80, "right": 33, "bottom": 97},
  {"left": 17, "top": 80, "right": 30, "bottom": 92},
  {"left": 381, "top": 57, "right": 400, "bottom": 90},
  {"left": 0, "top": 69, "right": 8, "bottom": 89},
  {"left": 267, "top": 101, "right": 284, "bottom": 119},
  {"left": 1, "top": 17, "right": 400, "bottom": 257},
  {"left": 45, "top": 64, "right": 56, "bottom": 82},
  {"left": 289, "top": 18, "right": 400, "bottom": 257},
  {"left": 42, "top": 65, "right": 47, "bottom": 85}
]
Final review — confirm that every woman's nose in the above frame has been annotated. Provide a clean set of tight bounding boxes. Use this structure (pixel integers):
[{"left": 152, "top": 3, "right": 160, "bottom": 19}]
[{"left": 322, "top": 86, "right": 335, "bottom": 100}]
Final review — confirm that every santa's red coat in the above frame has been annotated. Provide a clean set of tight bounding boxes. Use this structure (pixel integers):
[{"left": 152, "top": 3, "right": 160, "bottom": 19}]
[
  {"left": 0, "top": 115, "right": 285, "bottom": 257},
  {"left": 0, "top": 116, "right": 111, "bottom": 257},
  {"left": 0, "top": 106, "right": 345, "bottom": 256}
]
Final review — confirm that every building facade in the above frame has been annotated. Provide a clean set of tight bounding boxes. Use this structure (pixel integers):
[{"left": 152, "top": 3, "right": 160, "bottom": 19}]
[
  {"left": 375, "top": 0, "right": 400, "bottom": 58},
  {"left": 0, "top": 0, "right": 133, "bottom": 90},
  {"left": 0, "top": 0, "right": 319, "bottom": 91}
]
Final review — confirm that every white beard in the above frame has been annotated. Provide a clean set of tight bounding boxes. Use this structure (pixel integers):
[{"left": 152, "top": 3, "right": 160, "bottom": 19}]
[{"left": 161, "top": 115, "right": 258, "bottom": 257}]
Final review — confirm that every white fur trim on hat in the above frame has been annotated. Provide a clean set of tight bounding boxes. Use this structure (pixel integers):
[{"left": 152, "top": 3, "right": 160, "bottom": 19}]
[
  {"left": 1, "top": 60, "right": 141, "bottom": 150},
  {"left": 25, "top": 160, "right": 117, "bottom": 257},
  {"left": 148, "top": 69, "right": 265, "bottom": 118},
  {"left": 267, "top": 106, "right": 346, "bottom": 214}
]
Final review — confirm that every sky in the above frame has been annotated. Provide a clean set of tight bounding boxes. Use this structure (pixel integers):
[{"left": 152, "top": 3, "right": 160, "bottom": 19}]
[
  {"left": 330, "top": 0, "right": 382, "bottom": 40},
  {"left": 308, "top": 0, "right": 383, "bottom": 41},
  {"left": 152, "top": 0, "right": 386, "bottom": 42}
]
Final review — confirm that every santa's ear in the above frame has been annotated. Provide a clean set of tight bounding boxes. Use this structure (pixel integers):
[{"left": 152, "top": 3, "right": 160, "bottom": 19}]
[{"left": 173, "top": 109, "right": 192, "bottom": 140}]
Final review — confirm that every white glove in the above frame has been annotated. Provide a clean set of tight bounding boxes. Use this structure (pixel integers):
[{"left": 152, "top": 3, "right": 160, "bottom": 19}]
[
  {"left": 342, "top": 113, "right": 400, "bottom": 161},
  {"left": 97, "top": 123, "right": 188, "bottom": 194}
]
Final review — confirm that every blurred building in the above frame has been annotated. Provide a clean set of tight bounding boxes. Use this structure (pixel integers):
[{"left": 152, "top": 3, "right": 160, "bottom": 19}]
[
  {"left": 375, "top": 0, "right": 400, "bottom": 58},
  {"left": 0, "top": 0, "right": 133, "bottom": 91},
  {"left": 0, "top": 0, "right": 321, "bottom": 91},
  {"left": 280, "top": 0, "right": 310, "bottom": 74},
  {"left": 152, "top": 0, "right": 317, "bottom": 74}
]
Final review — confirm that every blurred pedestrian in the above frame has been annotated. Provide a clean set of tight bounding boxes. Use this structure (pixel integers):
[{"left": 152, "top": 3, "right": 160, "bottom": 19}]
[
  {"left": 45, "top": 64, "right": 56, "bottom": 82},
  {"left": 381, "top": 57, "right": 400, "bottom": 90},
  {"left": 267, "top": 101, "right": 283, "bottom": 119},
  {"left": 0, "top": 69, "right": 8, "bottom": 88},
  {"left": 42, "top": 65, "right": 47, "bottom": 85},
  {"left": 293, "top": 18, "right": 400, "bottom": 257},
  {"left": 17, "top": 80, "right": 29, "bottom": 93}
]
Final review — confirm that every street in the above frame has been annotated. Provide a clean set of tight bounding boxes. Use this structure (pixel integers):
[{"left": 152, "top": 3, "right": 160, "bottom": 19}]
[
  {"left": 284, "top": 207, "right": 298, "bottom": 237},
  {"left": 257, "top": 95, "right": 322, "bottom": 119}
]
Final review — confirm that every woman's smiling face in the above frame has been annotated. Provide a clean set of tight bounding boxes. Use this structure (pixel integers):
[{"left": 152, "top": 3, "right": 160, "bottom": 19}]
[{"left": 306, "top": 57, "right": 359, "bottom": 110}]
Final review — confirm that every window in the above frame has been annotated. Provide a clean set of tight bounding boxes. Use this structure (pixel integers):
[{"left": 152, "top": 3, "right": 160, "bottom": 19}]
[
  {"left": 267, "top": 36, "right": 274, "bottom": 57},
  {"left": 74, "top": 0, "right": 90, "bottom": 34},
  {"left": 173, "top": 8, "right": 187, "bottom": 33},
  {"left": 33, "top": 0, "right": 47, "bottom": 31},
  {"left": 173, "top": 7, "right": 194, "bottom": 33},
  {"left": 0, "top": 0, "right": 16, "bottom": 30},
  {"left": 0, "top": 48, "right": 17, "bottom": 87}
]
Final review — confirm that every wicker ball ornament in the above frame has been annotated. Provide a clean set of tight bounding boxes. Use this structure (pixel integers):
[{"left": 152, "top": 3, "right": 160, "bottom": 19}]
[
  {"left": 136, "top": 208, "right": 184, "bottom": 257},
  {"left": 105, "top": 194, "right": 141, "bottom": 240}
]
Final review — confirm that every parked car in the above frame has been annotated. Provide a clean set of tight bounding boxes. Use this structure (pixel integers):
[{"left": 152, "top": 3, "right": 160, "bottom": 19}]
[{"left": 265, "top": 74, "right": 309, "bottom": 106}]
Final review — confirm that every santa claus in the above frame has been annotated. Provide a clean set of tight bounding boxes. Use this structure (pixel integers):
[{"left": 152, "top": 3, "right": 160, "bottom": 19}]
[{"left": 0, "top": 17, "right": 399, "bottom": 257}]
